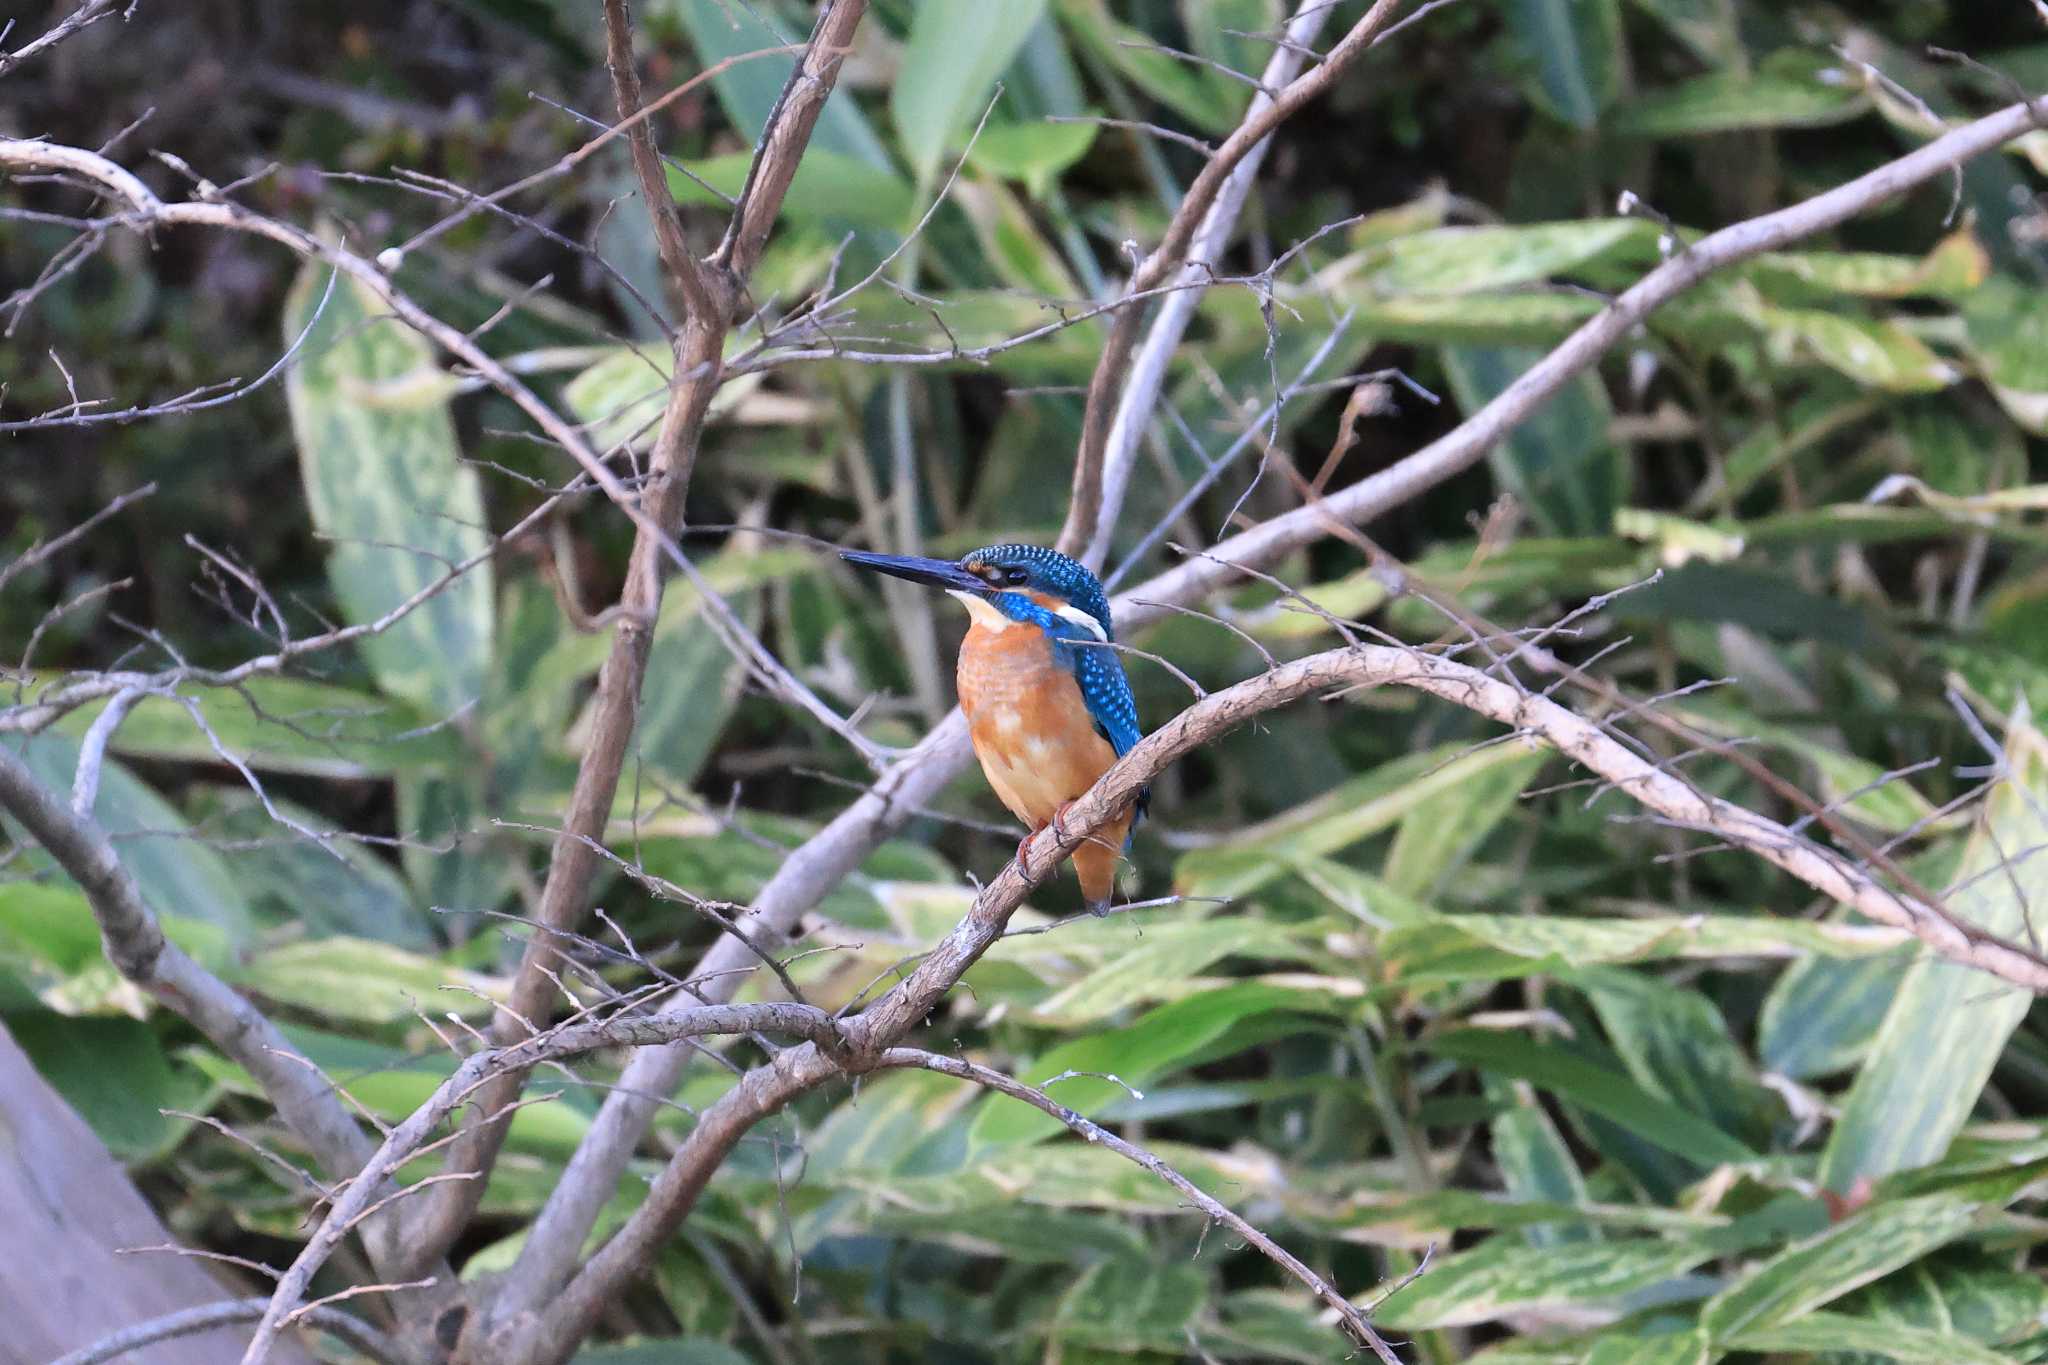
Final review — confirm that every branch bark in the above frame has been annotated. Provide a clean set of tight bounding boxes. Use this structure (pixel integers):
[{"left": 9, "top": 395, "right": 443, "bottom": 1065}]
[
  {"left": 54, "top": 1299, "right": 403, "bottom": 1365},
  {"left": 404, "top": 0, "right": 872, "bottom": 1303},
  {"left": 1077, "top": 0, "right": 1347, "bottom": 569}
]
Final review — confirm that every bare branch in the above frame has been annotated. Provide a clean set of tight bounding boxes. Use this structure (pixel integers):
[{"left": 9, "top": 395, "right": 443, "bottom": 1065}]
[
  {"left": 0, "top": 744, "right": 454, "bottom": 1303},
  {"left": 875, "top": 1046, "right": 1402, "bottom": 1364},
  {"left": 601, "top": 0, "right": 720, "bottom": 325},
  {"left": 0, "top": 0, "right": 123, "bottom": 80},
  {"left": 237, "top": 1002, "right": 848, "bottom": 1364},
  {"left": 407, "top": 0, "right": 873, "bottom": 1280},
  {"left": 714, "top": 0, "right": 870, "bottom": 279},
  {"left": 1058, "top": 0, "right": 1413, "bottom": 560},
  {"left": 50, "top": 1296, "right": 403, "bottom": 1365}
]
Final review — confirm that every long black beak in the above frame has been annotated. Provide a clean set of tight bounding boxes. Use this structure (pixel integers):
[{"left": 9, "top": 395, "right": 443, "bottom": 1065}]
[{"left": 838, "top": 550, "right": 986, "bottom": 594}]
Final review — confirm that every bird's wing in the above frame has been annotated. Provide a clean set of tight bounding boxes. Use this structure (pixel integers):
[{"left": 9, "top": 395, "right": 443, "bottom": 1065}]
[{"left": 1045, "top": 619, "right": 1150, "bottom": 826}]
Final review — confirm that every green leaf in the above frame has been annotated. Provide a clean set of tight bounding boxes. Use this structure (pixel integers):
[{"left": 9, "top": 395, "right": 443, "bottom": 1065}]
[
  {"left": 194, "top": 789, "right": 428, "bottom": 946},
  {"left": 1370, "top": 1236, "right": 1717, "bottom": 1330},
  {"left": 1575, "top": 968, "right": 1777, "bottom": 1149},
  {"left": 665, "top": 149, "right": 915, "bottom": 229},
  {"left": 49, "top": 675, "right": 463, "bottom": 778},
  {"left": 1027, "top": 916, "right": 1312, "bottom": 1024},
  {"left": 1491, "top": 1082, "right": 1594, "bottom": 1246},
  {"left": 1964, "top": 277, "right": 2048, "bottom": 433},
  {"left": 1043, "top": 1259, "right": 1207, "bottom": 1353},
  {"left": 234, "top": 937, "right": 505, "bottom": 1024},
  {"left": 1177, "top": 741, "right": 1544, "bottom": 899},
  {"left": 1385, "top": 749, "right": 1543, "bottom": 897},
  {"left": 1701, "top": 1194, "right": 1982, "bottom": 1340},
  {"left": 1610, "top": 50, "right": 1868, "bottom": 136},
  {"left": 1842, "top": 1247, "right": 2048, "bottom": 1346},
  {"left": 1625, "top": 0, "right": 1738, "bottom": 64},
  {"left": 1583, "top": 1329, "right": 1714, "bottom": 1365},
  {"left": 9, "top": 1011, "right": 216, "bottom": 1162},
  {"left": 1425, "top": 1029, "right": 1757, "bottom": 1167},
  {"left": 868, "top": 1204, "right": 1149, "bottom": 1264},
  {"left": 965, "top": 119, "right": 1097, "bottom": 196},
  {"left": 283, "top": 259, "right": 493, "bottom": 716},
  {"left": 1819, "top": 721, "right": 2048, "bottom": 1190},
  {"left": 967, "top": 983, "right": 1310, "bottom": 1148},
  {"left": 891, "top": 0, "right": 1049, "bottom": 184},
  {"left": 1444, "top": 345, "right": 1623, "bottom": 535},
  {"left": 1361, "top": 220, "right": 1660, "bottom": 296},
  {"left": 1055, "top": 0, "right": 1237, "bottom": 135},
  {"left": 1744, "top": 229, "right": 1990, "bottom": 302},
  {"left": 8, "top": 731, "right": 256, "bottom": 944},
  {"left": 1502, "top": 0, "right": 1625, "bottom": 130},
  {"left": 1508, "top": 910, "right": 1896, "bottom": 964},
  {"left": 1730, "top": 1310, "right": 2020, "bottom": 1364},
  {"left": 1696, "top": 386, "right": 1883, "bottom": 514},
  {"left": 1750, "top": 305, "right": 1959, "bottom": 392},
  {"left": 1758, "top": 949, "right": 1912, "bottom": 1079}
]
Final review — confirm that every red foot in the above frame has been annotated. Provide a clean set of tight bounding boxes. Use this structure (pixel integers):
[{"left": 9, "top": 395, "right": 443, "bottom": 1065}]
[
  {"left": 1050, "top": 800, "right": 1078, "bottom": 843},
  {"left": 1016, "top": 825, "right": 1041, "bottom": 864}
]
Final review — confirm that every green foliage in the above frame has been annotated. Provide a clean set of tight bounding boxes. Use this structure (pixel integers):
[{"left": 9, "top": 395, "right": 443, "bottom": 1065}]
[{"left": 9, "top": 0, "right": 2048, "bottom": 1361}]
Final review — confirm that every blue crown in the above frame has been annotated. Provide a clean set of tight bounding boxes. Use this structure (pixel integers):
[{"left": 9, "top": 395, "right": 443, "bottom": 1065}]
[{"left": 963, "top": 543, "right": 1115, "bottom": 639}]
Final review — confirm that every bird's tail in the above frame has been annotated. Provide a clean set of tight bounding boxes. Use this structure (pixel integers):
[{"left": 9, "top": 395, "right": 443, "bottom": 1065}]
[{"left": 1072, "top": 808, "right": 1134, "bottom": 916}]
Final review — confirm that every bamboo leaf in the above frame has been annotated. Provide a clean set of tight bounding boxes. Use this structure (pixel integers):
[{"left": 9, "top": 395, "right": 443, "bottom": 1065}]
[
  {"left": 283, "top": 260, "right": 493, "bottom": 717},
  {"left": 1701, "top": 1195, "right": 1981, "bottom": 1340},
  {"left": 892, "top": 0, "right": 1049, "bottom": 184},
  {"left": 1371, "top": 1236, "right": 1717, "bottom": 1330},
  {"left": 1819, "top": 719, "right": 2048, "bottom": 1190},
  {"left": 1426, "top": 1028, "right": 1757, "bottom": 1166}
]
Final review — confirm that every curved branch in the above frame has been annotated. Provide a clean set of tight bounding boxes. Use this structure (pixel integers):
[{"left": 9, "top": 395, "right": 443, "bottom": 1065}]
[{"left": 51, "top": 1296, "right": 403, "bottom": 1365}]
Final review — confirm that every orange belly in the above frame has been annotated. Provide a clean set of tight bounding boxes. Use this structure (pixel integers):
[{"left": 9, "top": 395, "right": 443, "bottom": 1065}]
[{"left": 957, "top": 621, "right": 1131, "bottom": 907}]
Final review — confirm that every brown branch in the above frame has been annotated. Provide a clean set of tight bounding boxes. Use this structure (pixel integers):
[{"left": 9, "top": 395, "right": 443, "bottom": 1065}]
[
  {"left": 602, "top": 0, "right": 719, "bottom": 324},
  {"left": 0, "top": 0, "right": 123, "bottom": 79},
  {"left": 714, "top": 0, "right": 869, "bottom": 280},
  {"left": 404, "top": 0, "right": 873, "bottom": 1296},
  {"left": 50, "top": 1296, "right": 403, "bottom": 1365}
]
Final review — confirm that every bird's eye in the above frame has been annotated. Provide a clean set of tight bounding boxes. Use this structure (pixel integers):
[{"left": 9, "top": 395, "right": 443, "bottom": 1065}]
[{"left": 1003, "top": 567, "right": 1028, "bottom": 586}]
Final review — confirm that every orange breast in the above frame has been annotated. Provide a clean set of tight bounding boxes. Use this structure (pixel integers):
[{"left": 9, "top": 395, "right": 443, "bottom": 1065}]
[{"left": 957, "top": 621, "right": 1117, "bottom": 831}]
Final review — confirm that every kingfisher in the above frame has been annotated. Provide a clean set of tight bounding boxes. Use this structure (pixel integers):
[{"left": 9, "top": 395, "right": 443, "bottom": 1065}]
[{"left": 840, "top": 542, "right": 1147, "bottom": 915}]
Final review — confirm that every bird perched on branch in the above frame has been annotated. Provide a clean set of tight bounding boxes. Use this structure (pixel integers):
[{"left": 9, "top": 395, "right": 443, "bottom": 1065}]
[{"left": 841, "top": 542, "right": 1147, "bottom": 915}]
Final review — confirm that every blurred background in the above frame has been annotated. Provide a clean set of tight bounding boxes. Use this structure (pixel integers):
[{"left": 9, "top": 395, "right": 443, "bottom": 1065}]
[{"left": 7, "top": 1, "right": 2048, "bottom": 1361}]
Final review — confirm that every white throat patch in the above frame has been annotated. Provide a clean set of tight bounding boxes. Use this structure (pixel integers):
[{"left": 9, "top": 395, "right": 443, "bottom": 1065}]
[
  {"left": 948, "top": 590, "right": 1015, "bottom": 631},
  {"left": 947, "top": 590, "right": 1109, "bottom": 642},
  {"left": 1053, "top": 601, "right": 1109, "bottom": 642}
]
